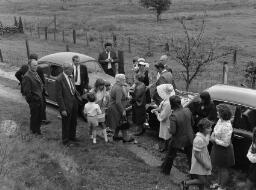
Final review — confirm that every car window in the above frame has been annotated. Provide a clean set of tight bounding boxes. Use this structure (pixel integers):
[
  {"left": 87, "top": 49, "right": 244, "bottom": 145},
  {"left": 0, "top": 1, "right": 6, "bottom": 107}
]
[
  {"left": 233, "top": 106, "right": 256, "bottom": 132},
  {"left": 82, "top": 61, "right": 103, "bottom": 73},
  {"left": 38, "top": 63, "right": 50, "bottom": 77},
  {"left": 50, "top": 65, "right": 63, "bottom": 77}
]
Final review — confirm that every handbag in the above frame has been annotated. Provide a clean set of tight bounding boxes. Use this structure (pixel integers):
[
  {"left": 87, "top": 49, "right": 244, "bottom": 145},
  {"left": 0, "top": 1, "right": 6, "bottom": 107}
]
[
  {"left": 97, "top": 113, "right": 106, "bottom": 123},
  {"left": 119, "top": 116, "right": 130, "bottom": 130}
]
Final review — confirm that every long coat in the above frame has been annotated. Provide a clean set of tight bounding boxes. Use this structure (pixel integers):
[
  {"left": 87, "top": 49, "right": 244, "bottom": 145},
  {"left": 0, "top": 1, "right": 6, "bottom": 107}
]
[
  {"left": 106, "top": 83, "right": 128, "bottom": 129},
  {"left": 132, "top": 82, "right": 146, "bottom": 125}
]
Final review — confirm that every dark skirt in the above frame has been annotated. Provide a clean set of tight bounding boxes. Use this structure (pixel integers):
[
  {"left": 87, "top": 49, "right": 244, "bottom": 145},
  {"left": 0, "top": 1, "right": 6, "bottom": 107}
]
[
  {"left": 210, "top": 143, "right": 235, "bottom": 168},
  {"left": 248, "top": 163, "right": 256, "bottom": 183},
  {"left": 132, "top": 104, "right": 146, "bottom": 125}
]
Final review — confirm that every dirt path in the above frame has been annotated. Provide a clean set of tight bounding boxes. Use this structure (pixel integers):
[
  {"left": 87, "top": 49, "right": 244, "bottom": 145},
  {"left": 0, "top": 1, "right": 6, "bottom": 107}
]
[{"left": 0, "top": 65, "right": 186, "bottom": 187}]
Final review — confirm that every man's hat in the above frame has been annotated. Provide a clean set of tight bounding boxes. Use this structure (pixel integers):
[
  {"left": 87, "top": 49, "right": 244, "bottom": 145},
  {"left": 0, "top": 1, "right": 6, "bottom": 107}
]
[
  {"left": 29, "top": 53, "right": 38, "bottom": 60},
  {"left": 104, "top": 42, "right": 112, "bottom": 47},
  {"left": 154, "top": 62, "right": 165, "bottom": 69}
]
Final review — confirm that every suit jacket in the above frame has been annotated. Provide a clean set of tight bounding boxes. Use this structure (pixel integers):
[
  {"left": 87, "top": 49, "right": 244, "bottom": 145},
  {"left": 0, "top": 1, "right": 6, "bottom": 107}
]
[
  {"left": 22, "top": 70, "right": 43, "bottom": 103},
  {"left": 74, "top": 64, "right": 89, "bottom": 90},
  {"left": 169, "top": 107, "right": 194, "bottom": 149},
  {"left": 15, "top": 64, "right": 46, "bottom": 94},
  {"left": 55, "top": 73, "right": 77, "bottom": 114},
  {"left": 98, "top": 50, "right": 118, "bottom": 73}
]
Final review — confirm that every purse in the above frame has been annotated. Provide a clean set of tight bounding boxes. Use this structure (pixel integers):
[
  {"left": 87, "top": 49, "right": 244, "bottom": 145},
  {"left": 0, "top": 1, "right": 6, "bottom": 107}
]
[{"left": 119, "top": 116, "right": 130, "bottom": 130}]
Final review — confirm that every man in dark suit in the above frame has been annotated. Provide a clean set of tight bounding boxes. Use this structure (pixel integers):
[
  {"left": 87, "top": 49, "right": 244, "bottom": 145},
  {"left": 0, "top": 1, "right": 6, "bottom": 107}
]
[
  {"left": 161, "top": 95, "right": 194, "bottom": 175},
  {"left": 22, "top": 60, "right": 44, "bottom": 135},
  {"left": 98, "top": 42, "right": 118, "bottom": 77},
  {"left": 55, "top": 63, "right": 78, "bottom": 145},
  {"left": 15, "top": 53, "right": 50, "bottom": 125},
  {"left": 152, "top": 62, "right": 174, "bottom": 106},
  {"left": 72, "top": 55, "right": 89, "bottom": 95}
]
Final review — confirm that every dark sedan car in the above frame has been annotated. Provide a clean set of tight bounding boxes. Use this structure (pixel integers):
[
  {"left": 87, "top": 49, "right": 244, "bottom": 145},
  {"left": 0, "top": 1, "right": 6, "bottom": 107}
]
[
  {"left": 37, "top": 52, "right": 114, "bottom": 105},
  {"left": 184, "top": 84, "right": 256, "bottom": 168}
]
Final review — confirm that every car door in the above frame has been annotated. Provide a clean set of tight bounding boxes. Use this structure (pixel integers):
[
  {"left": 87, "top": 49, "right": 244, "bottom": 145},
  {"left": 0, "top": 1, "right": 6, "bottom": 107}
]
[
  {"left": 232, "top": 106, "right": 254, "bottom": 169},
  {"left": 45, "top": 64, "right": 63, "bottom": 104}
]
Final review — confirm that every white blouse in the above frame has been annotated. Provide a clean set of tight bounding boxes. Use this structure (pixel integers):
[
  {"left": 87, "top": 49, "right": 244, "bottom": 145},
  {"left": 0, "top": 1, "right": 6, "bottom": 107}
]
[
  {"left": 211, "top": 119, "right": 233, "bottom": 147},
  {"left": 247, "top": 145, "right": 256, "bottom": 163}
]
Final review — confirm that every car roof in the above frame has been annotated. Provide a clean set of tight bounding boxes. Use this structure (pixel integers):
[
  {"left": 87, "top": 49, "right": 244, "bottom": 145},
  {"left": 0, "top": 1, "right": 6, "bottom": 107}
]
[
  {"left": 38, "top": 52, "right": 96, "bottom": 65},
  {"left": 206, "top": 84, "right": 256, "bottom": 109}
]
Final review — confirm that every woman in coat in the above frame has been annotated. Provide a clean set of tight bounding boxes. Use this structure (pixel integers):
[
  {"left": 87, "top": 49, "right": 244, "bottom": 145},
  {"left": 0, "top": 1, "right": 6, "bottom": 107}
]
[
  {"left": 151, "top": 84, "right": 175, "bottom": 152},
  {"left": 132, "top": 73, "right": 147, "bottom": 136},
  {"left": 106, "top": 74, "right": 133, "bottom": 142}
]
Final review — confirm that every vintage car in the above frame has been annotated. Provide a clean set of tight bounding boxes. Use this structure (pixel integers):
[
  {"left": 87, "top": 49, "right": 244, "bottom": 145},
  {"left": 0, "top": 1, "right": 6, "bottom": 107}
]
[
  {"left": 37, "top": 52, "right": 115, "bottom": 105},
  {"left": 185, "top": 84, "right": 256, "bottom": 169}
]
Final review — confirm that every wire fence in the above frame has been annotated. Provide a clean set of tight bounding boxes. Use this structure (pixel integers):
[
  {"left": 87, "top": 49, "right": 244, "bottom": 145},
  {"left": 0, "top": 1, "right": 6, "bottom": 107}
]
[{"left": 0, "top": 16, "right": 249, "bottom": 92}]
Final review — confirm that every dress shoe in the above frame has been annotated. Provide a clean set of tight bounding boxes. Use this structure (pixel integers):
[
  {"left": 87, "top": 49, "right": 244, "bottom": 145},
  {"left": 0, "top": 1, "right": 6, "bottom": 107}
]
[
  {"left": 70, "top": 138, "right": 81, "bottom": 142},
  {"left": 41, "top": 120, "right": 51, "bottom": 125},
  {"left": 134, "top": 128, "right": 145, "bottom": 136},
  {"left": 113, "top": 136, "right": 123, "bottom": 141},
  {"left": 123, "top": 138, "right": 134, "bottom": 143}
]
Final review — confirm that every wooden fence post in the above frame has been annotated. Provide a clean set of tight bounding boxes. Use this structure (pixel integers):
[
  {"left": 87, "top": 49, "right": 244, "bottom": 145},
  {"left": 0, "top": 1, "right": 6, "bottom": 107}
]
[
  {"left": 85, "top": 32, "right": 89, "bottom": 47},
  {"left": 223, "top": 61, "right": 228, "bottom": 84},
  {"left": 73, "top": 29, "right": 76, "bottom": 44},
  {"left": 0, "top": 49, "right": 3, "bottom": 62},
  {"left": 37, "top": 25, "right": 40, "bottom": 38},
  {"left": 99, "top": 32, "right": 104, "bottom": 49},
  {"left": 54, "top": 15, "right": 57, "bottom": 41},
  {"left": 113, "top": 33, "right": 117, "bottom": 47},
  {"left": 62, "top": 30, "right": 65, "bottom": 42},
  {"left": 66, "top": 44, "right": 70, "bottom": 52},
  {"left": 44, "top": 27, "right": 48, "bottom": 40},
  {"left": 128, "top": 37, "right": 131, "bottom": 53},
  {"left": 29, "top": 26, "right": 32, "bottom": 36},
  {"left": 118, "top": 50, "right": 124, "bottom": 74},
  {"left": 25, "top": 39, "right": 30, "bottom": 60}
]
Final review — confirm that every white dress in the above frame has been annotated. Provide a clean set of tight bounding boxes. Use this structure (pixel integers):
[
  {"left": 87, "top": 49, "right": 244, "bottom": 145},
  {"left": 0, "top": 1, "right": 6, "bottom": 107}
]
[{"left": 157, "top": 99, "right": 172, "bottom": 140}]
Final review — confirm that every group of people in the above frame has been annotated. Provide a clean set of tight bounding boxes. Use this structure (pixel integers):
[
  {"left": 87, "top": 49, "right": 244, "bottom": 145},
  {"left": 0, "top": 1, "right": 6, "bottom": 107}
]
[{"left": 15, "top": 45, "right": 256, "bottom": 190}]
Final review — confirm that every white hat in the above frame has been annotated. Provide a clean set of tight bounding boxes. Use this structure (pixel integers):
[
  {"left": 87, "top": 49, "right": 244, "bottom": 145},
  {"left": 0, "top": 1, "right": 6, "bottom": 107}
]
[
  {"left": 157, "top": 84, "right": 175, "bottom": 100},
  {"left": 160, "top": 55, "right": 168, "bottom": 61},
  {"left": 138, "top": 58, "right": 145, "bottom": 62},
  {"left": 138, "top": 61, "right": 147, "bottom": 66}
]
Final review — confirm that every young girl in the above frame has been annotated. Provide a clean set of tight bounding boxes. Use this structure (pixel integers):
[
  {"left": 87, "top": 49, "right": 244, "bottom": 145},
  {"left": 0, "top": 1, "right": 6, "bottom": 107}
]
[
  {"left": 90, "top": 79, "right": 110, "bottom": 142},
  {"left": 245, "top": 127, "right": 256, "bottom": 190},
  {"left": 84, "top": 92, "right": 102, "bottom": 144},
  {"left": 181, "top": 118, "right": 213, "bottom": 190}
]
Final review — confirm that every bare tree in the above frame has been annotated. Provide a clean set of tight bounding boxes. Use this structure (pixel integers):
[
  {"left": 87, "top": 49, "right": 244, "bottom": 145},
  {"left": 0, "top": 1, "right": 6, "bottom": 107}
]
[
  {"left": 140, "top": 0, "right": 172, "bottom": 22},
  {"left": 170, "top": 17, "right": 233, "bottom": 91}
]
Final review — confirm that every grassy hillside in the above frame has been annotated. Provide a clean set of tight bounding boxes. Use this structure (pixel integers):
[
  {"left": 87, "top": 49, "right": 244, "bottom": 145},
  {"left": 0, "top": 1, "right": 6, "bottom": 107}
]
[{"left": 0, "top": 0, "right": 255, "bottom": 91}]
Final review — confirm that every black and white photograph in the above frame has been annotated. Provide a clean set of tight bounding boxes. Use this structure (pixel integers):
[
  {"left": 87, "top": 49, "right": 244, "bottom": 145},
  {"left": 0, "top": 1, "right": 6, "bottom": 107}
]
[{"left": 0, "top": 0, "right": 256, "bottom": 189}]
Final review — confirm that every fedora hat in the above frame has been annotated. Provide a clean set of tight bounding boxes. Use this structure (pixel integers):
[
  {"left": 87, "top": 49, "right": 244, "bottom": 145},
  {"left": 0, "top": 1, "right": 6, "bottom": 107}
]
[{"left": 157, "top": 84, "right": 175, "bottom": 100}]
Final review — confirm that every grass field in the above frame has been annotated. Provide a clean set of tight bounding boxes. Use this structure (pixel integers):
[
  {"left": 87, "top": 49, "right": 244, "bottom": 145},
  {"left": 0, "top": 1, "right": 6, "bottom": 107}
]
[
  {"left": 0, "top": 0, "right": 255, "bottom": 91},
  {"left": 0, "top": 79, "right": 181, "bottom": 190}
]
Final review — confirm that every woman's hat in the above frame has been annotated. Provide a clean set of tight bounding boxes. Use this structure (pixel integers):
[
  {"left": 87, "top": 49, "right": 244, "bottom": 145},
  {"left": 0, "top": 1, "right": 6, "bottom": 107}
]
[
  {"left": 138, "top": 58, "right": 145, "bottom": 62},
  {"left": 157, "top": 84, "right": 175, "bottom": 100}
]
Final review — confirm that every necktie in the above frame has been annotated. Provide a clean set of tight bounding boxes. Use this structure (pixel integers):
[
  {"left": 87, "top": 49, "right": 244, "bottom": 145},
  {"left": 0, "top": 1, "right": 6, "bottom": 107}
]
[
  {"left": 68, "top": 76, "right": 75, "bottom": 95},
  {"left": 34, "top": 72, "right": 43, "bottom": 89},
  {"left": 75, "top": 65, "right": 78, "bottom": 82}
]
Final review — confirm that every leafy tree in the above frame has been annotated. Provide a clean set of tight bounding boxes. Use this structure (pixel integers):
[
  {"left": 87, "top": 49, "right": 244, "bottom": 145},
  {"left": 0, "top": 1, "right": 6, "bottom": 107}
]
[
  {"left": 140, "top": 0, "right": 171, "bottom": 22},
  {"left": 170, "top": 17, "right": 233, "bottom": 91}
]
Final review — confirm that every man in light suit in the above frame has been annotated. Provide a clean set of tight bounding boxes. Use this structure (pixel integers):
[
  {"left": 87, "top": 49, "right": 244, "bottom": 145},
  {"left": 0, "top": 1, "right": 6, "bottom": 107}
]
[
  {"left": 55, "top": 63, "right": 78, "bottom": 146},
  {"left": 161, "top": 95, "right": 194, "bottom": 175},
  {"left": 72, "top": 55, "right": 89, "bottom": 95},
  {"left": 98, "top": 42, "right": 119, "bottom": 77},
  {"left": 22, "top": 60, "right": 44, "bottom": 135}
]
